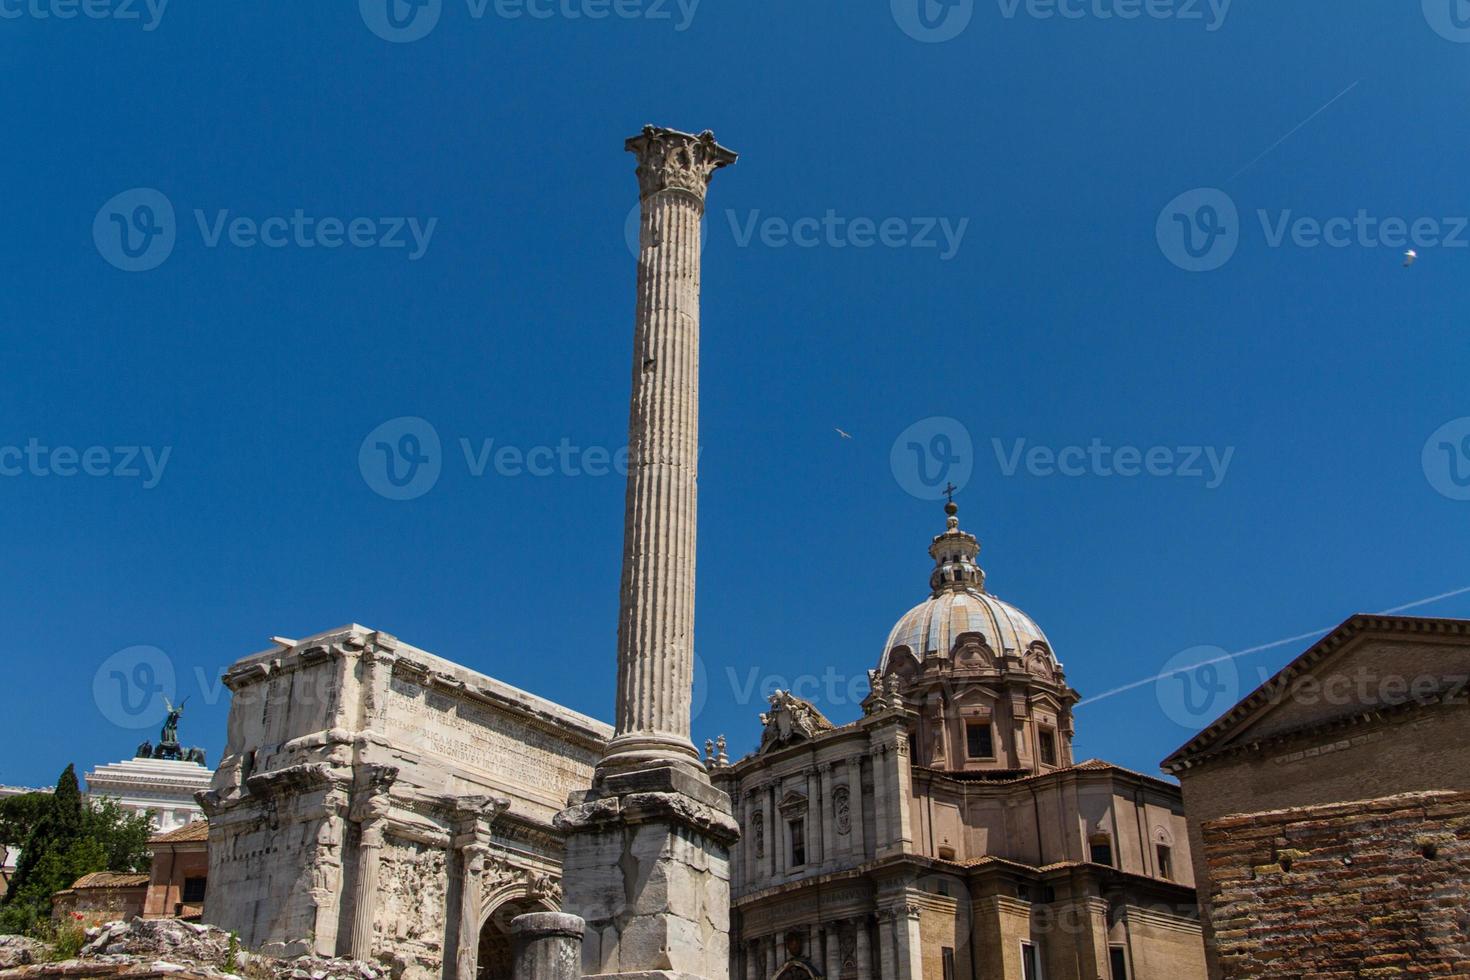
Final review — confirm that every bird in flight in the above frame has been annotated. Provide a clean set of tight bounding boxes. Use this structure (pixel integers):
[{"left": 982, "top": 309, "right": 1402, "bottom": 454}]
[
  {"left": 1404, "top": 249, "right": 1418, "bottom": 268},
  {"left": 834, "top": 427, "right": 853, "bottom": 440}
]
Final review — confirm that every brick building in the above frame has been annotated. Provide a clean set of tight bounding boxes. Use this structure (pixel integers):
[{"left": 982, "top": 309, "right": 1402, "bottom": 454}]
[
  {"left": 1161, "top": 614, "right": 1470, "bottom": 978},
  {"left": 52, "top": 821, "right": 210, "bottom": 928}
]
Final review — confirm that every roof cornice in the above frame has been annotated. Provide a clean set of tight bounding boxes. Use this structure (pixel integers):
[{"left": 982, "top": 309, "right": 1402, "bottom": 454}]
[{"left": 1161, "top": 614, "right": 1470, "bottom": 773}]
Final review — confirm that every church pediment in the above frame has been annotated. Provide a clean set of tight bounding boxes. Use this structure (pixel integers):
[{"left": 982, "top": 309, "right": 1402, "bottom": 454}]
[
  {"left": 1163, "top": 615, "right": 1470, "bottom": 771},
  {"left": 758, "top": 690, "right": 836, "bottom": 754}
]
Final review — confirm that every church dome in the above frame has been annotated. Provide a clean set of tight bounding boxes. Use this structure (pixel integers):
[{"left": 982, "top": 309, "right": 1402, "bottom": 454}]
[{"left": 877, "top": 500, "right": 1059, "bottom": 673}]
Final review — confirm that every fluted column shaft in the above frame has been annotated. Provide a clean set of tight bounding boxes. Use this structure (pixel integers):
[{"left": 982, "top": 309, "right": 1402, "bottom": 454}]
[
  {"left": 455, "top": 844, "right": 489, "bottom": 980},
  {"left": 603, "top": 126, "right": 736, "bottom": 774},
  {"left": 350, "top": 814, "right": 387, "bottom": 960}
]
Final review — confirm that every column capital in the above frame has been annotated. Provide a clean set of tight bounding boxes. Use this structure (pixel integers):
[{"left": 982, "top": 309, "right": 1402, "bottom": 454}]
[
  {"left": 350, "top": 764, "right": 398, "bottom": 826},
  {"left": 626, "top": 125, "right": 738, "bottom": 202}
]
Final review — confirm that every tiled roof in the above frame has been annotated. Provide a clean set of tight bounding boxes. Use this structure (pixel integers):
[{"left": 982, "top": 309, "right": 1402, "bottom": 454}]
[
  {"left": 151, "top": 820, "right": 209, "bottom": 844},
  {"left": 70, "top": 872, "right": 149, "bottom": 890}
]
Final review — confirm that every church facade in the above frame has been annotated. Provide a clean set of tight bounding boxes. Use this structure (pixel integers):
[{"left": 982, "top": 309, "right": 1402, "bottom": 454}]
[{"left": 711, "top": 503, "right": 1206, "bottom": 980}]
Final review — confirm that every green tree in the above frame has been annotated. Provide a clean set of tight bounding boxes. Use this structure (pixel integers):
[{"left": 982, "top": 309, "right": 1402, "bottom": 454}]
[
  {"left": 83, "top": 798, "right": 152, "bottom": 875},
  {"left": 0, "top": 792, "right": 52, "bottom": 855},
  {"left": 0, "top": 765, "right": 154, "bottom": 937}
]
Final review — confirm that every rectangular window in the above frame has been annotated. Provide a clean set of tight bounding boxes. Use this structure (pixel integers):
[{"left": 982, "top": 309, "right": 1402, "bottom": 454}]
[
  {"left": 941, "top": 947, "right": 955, "bottom": 980},
  {"left": 1156, "top": 844, "right": 1173, "bottom": 879},
  {"left": 789, "top": 819, "right": 806, "bottom": 867},
  {"left": 966, "top": 722, "right": 994, "bottom": 758},
  {"left": 181, "top": 877, "right": 207, "bottom": 903},
  {"left": 1021, "top": 941, "right": 1041, "bottom": 980},
  {"left": 1090, "top": 839, "right": 1114, "bottom": 866},
  {"left": 1109, "top": 947, "right": 1129, "bottom": 980},
  {"left": 1038, "top": 730, "right": 1057, "bottom": 766}
]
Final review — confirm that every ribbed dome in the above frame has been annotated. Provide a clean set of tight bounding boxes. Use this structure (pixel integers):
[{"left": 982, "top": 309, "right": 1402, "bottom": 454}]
[
  {"left": 877, "top": 500, "right": 1057, "bottom": 672},
  {"left": 881, "top": 589, "right": 1051, "bottom": 668}
]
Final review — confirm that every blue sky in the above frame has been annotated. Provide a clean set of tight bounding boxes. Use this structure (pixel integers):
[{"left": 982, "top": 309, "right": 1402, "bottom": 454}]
[{"left": 3, "top": 0, "right": 1469, "bottom": 788}]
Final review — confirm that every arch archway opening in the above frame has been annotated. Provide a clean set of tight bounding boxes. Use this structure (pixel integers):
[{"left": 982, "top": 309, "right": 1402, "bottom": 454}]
[{"left": 476, "top": 897, "right": 552, "bottom": 980}]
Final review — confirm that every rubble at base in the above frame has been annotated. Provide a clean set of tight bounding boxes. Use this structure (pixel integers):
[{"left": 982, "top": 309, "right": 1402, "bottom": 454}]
[
  {"left": 0, "top": 920, "right": 384, "bottom": 980},
  {"left": 0, "top": 936, "right": 50, "bottom": 970}
]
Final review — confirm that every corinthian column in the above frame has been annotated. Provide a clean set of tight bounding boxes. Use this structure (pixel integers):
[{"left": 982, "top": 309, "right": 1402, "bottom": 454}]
[
  {"left": 348, "top": 766, "right": 397, "bottom": 961},
  {"left": 556, "top": 126, "right": 740, "bottom": 980},
  {"left": 600, "top": 125, "right": 738, "bottom": 775}
]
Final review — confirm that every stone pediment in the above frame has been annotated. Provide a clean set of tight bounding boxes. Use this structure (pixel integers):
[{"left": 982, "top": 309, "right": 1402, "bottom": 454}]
[
  {"left": 1162, "top": 615, "right": 1470, "bottom": 772},
  {"left": 758, "top": 691, "right": 836, "bottom": 754}
]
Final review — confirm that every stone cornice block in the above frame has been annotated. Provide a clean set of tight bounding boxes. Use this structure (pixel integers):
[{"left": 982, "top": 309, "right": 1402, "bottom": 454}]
[{"left": 556, "top": 791, "right": 739, "bottom": 846}]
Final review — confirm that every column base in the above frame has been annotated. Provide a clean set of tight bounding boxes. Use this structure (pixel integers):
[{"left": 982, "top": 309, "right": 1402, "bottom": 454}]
[
  {"left": 596, "top": 734, "right": 705, "bottom": 778},
  {"left": 555, "top": 766, "right": 740, "bottom": 980}
]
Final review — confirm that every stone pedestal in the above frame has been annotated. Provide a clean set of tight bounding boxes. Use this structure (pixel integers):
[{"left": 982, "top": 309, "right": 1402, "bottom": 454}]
[
  {"left": 557, "top": 767, "right": 740, "bottom": 980},
  {"left": 512, "top": 912, "right": 586, "bottom": 980}
]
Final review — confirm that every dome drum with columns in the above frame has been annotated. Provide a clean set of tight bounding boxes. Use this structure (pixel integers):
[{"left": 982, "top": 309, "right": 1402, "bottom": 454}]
[{"left": 872, "top": 501, "right": 1079, "bottom": 774}]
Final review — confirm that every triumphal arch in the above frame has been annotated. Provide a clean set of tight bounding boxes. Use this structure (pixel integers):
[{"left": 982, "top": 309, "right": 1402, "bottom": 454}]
[{"left": 198, "top": 626, "right": 611, "bottom": 980}]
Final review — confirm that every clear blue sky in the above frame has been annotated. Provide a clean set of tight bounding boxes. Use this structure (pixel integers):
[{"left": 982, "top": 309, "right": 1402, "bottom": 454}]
[{"left": 3, "top": 1, "right": 1469, "bottom": 788}]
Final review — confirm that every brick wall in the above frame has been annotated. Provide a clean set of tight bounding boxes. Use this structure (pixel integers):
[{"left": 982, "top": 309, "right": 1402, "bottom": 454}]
[{"left": 1201, "top": 791, "right": 1470, "bottom": 977}]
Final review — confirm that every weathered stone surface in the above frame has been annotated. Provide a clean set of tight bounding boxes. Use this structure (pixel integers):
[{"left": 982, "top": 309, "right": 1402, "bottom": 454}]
[
  {"left": 558, "top": 126, "right": 738, "bottom": 980},
  {"left": 0, "top": 935, "right": 48, "bottom": 969},
  {"left": 510, "top": 913, "right": 582, "bottom": 980},
  {"left": 0, "top": 918, "right": 383, "bottom": 980},
  {"left": 201, "top": 627, "right": 612, "bottom": 980},
  {"left": 598, "top": 125, "right": 736, "bottom": 778}
]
